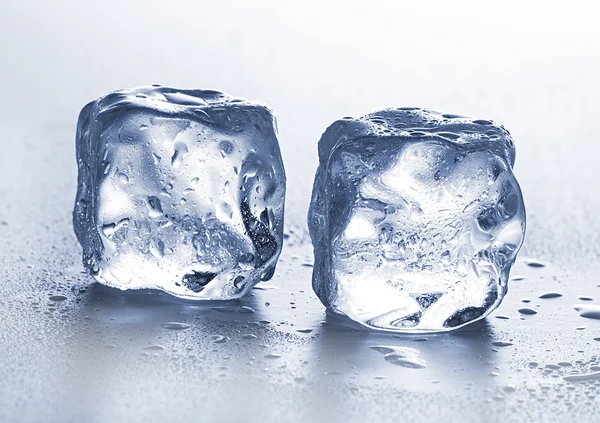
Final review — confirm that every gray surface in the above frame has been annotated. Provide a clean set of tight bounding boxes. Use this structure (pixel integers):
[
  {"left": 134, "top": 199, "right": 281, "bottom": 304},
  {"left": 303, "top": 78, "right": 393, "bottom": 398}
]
[{"left": 1, "top": 1, "right": 600, "bottom": 422}]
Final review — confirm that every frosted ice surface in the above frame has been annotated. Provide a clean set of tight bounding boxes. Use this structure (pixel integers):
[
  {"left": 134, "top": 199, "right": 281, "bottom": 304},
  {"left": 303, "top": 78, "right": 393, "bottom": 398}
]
[
  {"left": 308, "top": 108, "right": 525, "bottom": 332},
  {"left": 74, "top": 86, "right": 286, "bottom": 300}
]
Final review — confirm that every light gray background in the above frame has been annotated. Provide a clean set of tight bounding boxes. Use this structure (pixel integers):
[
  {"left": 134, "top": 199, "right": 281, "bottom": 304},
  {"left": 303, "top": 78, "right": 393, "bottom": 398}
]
[{"left": 1, "top": 1, "right": 599, "bottom": 422}]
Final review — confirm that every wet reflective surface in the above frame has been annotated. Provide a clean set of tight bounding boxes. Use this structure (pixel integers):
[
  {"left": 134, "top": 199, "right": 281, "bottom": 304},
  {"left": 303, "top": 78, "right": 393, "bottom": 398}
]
[{"left": 1, "top": 0, "right": 599, "bottom": 421}]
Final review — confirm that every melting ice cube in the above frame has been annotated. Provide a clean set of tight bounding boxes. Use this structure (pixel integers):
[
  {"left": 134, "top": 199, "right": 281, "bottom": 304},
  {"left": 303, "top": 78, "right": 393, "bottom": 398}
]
[
  {"left": 308, "top": 108, "right": 525, "bottom": 332},
  {"left": 73, "top": 86, "right": 286, "bottom": 300}
]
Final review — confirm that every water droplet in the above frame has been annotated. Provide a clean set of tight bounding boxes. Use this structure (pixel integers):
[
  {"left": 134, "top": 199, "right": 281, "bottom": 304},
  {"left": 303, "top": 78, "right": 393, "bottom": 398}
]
[
  {"left": 49, "top": 295, "right": 67, "bottom": 302},
  {"left": 518, "top": 308, "right": 537, "bottom": 315},
  {"left": 296, "top": 329, "right": 313, "bottom": 334},
  {"left": 370, "top": 345, "right": 426, "bottom": 369},
  {"left": 494, "top": 315, "right": 510, "bottom": 320},
  {"left": 241, "top": 334, "right": 257, "bottom": 340},
  {"left": 492, "top": 341, "right": 513, "bottom": 347},
  {"left": 142, "top": 345, "right": 165, "bottom": 351},
  {"left": 150, "top": 238, "right": 165, "bottom": 259},
  {"left": 210, "top": 306, "right": 255, "bottom": 314},
  {"left": 539, "top": 292, "right": 562, "bottom": 299},
  {"left": 147, "top": 196, "right": 163, "bottom": 218},
  {"left": 219, "top": 140, "right": 234, "bottom": 156},
  {"left": 525, "top": 260, "right": 545, "bottom": 268},
  {"left": 578, "top": 296, "right": 594, "bottom": 301},
  {"left": 264, "top": 353, "right": 282, "bottom": 359},
  {"left": 162, "top": 322, "right": 190, "bottom": 330},
  {"left": 563, "top": 371, "right": 600, "bottom": 382},
  {"left": 573, "top": 304, "right": 600, "bottom": 320},
  {"left": 163, "top": 92, "right": 208, "bottom": 106},
  {"left": 211, "top": 335, "right": 229, "bottom": 344},
  {"left": 117, "top": 172, "right": 129, "bottom": 185},
  {"left": 502, "top": 384, "right": 516, "bottom": 393},
  {"left": 171, "top": 141, "right": 188, "bottom": 168},
  {"left": 253, "top": 285, "right": 278, "bottom": 291}
]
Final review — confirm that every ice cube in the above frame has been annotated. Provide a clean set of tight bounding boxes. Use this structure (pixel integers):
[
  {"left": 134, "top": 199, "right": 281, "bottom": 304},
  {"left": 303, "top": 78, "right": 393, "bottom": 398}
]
[
  {"left": 308, "top": 108, "right": 525, "bottom": 332},
  {"left": 73, "top": 86, "right": 286, "bottom": 300}
]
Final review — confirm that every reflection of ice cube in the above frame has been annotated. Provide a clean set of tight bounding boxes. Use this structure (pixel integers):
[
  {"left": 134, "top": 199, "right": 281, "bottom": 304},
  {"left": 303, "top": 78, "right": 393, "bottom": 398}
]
[
  {"left": 308, "top": 108, "right": 525, "bottom": 332},
  {"left": 73, "top": 86, "right": 286, "bottom": 300}
]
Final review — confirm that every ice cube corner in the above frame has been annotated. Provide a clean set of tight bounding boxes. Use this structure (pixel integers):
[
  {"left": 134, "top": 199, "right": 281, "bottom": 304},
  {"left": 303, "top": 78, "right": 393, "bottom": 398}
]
[
  {"left": 73, "top": 86, "right": 286, "bottom": 300},
  {"left": 308, "top": 108, "right": 525, "bottom": 332}
]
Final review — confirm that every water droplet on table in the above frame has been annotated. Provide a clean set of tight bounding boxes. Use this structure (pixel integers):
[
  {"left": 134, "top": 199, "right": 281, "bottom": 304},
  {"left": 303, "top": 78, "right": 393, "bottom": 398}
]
[
  {"left": 492, "top": 341, "right": 513, "bottom": 347},
  {"left": 142, "top": 345, "right": 165, "bottom": 351},
  {"left": 265, "top": 353, "right": 282, "bottom": 359},
  {"left": 162, "top": 322, "right": 191, "bottom": 330},
  {"left": 573, "top": 304, "right": 600, "bottom": 320},
  {"left": 539, "top": 292, "right": 562, "bottom": 299},
  {"left": 563, "top": 371, "right": 600, "bottom": 382},
  {"left": 241, "top": 334, "right": 257, "bottom": 340},
  {"left": 370, "top": 345, "right": 426, "bottom": 369},
  {"left": 49, "top": 295, "right": 67, "bottom": 302},
  {"left": 211, "top": 335, "right": 229, "bottom": 344},
  {"left": 210, "top": 305, "right": 255, "bottom": 314}
]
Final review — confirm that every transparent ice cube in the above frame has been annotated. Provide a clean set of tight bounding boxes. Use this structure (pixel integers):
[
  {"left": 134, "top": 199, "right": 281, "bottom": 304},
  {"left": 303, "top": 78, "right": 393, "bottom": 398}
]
[
  {"left": 74, "top": 86, "right": 286, "bottom": 300},
  {"left": 308, "top": 108, "right": 525, "bottom": 332}
]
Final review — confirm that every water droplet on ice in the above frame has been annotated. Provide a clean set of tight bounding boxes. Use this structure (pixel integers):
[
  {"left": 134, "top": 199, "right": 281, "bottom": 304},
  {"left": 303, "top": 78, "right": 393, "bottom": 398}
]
[
  {"left": 117, "top": 172, "right": 129, "bottom": 185},
  {"left": 518, "top": 308, "right": 537, "bottom": 315},
  {"left": 219, "top": 140, "right": 234, "bottom": 156},
  {"left": 147, "top": 196, "right": 163, "bottom": 218},
  {"left": 150, "top": 239, "right": 165, "bottom": 259},
  {"left": 171, "top": 141, "right": 188, "bottom": 168}
]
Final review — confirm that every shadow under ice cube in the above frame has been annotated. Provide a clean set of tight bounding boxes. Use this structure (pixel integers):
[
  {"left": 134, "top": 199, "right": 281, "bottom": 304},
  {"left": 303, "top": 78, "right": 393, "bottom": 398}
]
[
  {"left": 308, "top": 108, "right": 525, "bottom": 332},
  {"left": 74, "top": 86, "right": 286, "bottom": 300}
]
